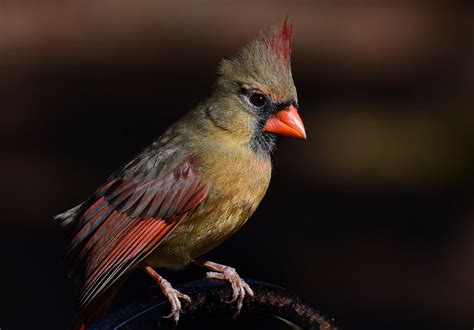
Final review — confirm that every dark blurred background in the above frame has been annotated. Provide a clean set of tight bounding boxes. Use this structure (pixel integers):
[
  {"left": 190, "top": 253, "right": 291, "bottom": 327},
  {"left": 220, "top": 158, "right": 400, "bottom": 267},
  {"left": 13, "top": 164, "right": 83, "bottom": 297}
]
[{"left": 1, "top": 1, "right": 473, "bottom": 329}]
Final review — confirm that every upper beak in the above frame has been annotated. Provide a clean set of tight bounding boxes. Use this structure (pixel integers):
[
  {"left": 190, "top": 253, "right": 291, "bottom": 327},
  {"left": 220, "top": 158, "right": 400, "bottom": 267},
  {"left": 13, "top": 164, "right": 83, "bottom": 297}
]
[{"left": 263, "top": 105, "right": 306, "bottom": 139}]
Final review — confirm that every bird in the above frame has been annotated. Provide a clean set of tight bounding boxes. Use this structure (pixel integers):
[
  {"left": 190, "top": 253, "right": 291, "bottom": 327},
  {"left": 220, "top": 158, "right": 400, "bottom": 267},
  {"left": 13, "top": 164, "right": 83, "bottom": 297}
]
[{"left": 55, "top": 19, "right": 306, "bottom": 329}]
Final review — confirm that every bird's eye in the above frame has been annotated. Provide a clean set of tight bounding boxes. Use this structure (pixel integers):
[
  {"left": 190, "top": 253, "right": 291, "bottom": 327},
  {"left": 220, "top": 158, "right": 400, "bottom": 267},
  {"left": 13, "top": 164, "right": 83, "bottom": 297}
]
[{"left": 249, "top": 93, "right": 267, "bottom": 108}]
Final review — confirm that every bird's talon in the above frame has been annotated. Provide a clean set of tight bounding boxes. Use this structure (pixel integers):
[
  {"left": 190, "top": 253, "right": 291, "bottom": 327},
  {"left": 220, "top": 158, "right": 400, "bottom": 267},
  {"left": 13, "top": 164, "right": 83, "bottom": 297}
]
[
  {"left": 226, "top": 293, "right": 238, "bottom": 304},
  {"left": 163, "top": 310, "right": 176, "bottom": 320},
  {"left": 243, "top": 283, "right": 254, "bottom": 297},
  {"left": 159, "top": 285, "right": 188, "bottom": 323},
  {"left": 205, "top": 266, "right": 252, "bottom": 315},
  {"left": 176, "top": 292, "right": 192, "bottom": 304}
]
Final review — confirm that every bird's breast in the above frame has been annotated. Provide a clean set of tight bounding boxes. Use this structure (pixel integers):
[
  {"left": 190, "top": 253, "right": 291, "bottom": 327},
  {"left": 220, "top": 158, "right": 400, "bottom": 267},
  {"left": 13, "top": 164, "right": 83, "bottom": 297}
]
[{"left": 147, "top": 150, "right": 272, "bottom": 269}]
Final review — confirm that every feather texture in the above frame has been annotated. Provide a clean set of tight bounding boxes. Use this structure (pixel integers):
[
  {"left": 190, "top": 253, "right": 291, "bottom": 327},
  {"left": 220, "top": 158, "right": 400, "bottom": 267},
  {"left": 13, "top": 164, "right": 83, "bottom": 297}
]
[
  {"left": 260, "top": 18, "right": 292, "bottom": 66},
  {"left": 65, "top": 155, "right": 209, "bottom": 317},
  {"left": 55, "top": 20, "right": 301, "bottom": 328}
]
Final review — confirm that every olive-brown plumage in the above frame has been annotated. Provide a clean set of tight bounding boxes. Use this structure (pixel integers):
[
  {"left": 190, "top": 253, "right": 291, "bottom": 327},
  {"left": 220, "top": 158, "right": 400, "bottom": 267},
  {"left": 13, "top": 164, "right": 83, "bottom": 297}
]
[{"left": 56, "top": 20, "right": 306, "bottom": 328}]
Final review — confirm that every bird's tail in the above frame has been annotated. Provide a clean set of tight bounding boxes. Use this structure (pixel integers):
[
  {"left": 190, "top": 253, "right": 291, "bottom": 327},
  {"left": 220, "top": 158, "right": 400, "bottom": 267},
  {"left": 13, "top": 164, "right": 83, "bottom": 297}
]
[
  {"left": 54, "top": 203, "right": 84, "bottom": 228},
  {"left": 72, "top": 277, "right": 126, "bottom": 330}
]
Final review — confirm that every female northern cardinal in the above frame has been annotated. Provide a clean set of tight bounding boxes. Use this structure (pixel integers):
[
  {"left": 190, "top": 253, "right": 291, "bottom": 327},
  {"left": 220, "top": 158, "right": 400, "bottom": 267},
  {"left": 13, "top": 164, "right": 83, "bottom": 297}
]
[{"left": 56, "top": 20, "right": 305, "bottom": 328}]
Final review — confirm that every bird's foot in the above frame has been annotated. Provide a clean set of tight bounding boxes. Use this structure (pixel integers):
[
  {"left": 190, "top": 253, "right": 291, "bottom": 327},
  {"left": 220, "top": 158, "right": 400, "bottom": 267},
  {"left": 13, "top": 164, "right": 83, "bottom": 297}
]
[
  {"left": 206, "top": 265, "right": 254, "bottom": 317},
  {"left": 143, "top": 264, "right": 191, "bottom": 323},
  {"left": 158, "top": 277, "right": 191, "bottom": 322}
]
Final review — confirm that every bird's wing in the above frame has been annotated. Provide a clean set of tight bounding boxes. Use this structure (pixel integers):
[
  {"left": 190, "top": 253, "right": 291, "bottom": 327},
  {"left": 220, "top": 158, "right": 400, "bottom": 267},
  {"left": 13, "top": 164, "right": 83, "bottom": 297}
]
[{"left": 66, "top": 154, "right": 209, "bottom": 312}]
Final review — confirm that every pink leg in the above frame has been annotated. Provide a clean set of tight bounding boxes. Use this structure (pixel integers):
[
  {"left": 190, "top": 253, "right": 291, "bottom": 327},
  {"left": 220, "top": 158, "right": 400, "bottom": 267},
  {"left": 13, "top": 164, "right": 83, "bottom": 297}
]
[
  {"left": 142, "top": 264, "right": 191, "bottom": 323},
  {"left": 194, "top": 260, "right": 254, "bottom": 317}
]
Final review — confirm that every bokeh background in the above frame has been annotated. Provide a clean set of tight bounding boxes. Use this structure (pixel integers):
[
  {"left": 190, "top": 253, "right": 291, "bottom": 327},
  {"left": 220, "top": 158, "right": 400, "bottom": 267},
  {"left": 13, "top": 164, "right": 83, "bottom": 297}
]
[{"left": 1, "top": 1, "right": 473, "bottom": 329}]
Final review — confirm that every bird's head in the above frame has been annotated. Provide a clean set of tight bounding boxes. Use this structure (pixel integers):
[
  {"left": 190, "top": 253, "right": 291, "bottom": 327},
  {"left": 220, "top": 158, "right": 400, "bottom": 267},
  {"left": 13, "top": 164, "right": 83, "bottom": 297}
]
[{"left": 209, "top": 19, "right": 306, "bottom": 155}]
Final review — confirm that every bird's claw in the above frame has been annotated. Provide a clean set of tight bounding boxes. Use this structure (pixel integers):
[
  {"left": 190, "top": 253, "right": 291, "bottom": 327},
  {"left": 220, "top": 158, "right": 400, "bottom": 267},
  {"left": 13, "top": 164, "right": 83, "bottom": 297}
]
[
  {"left": 158, "top": 278, "right": 191, "bottom": 323},
  {"left": 206, "top": 266, "right": 253, "bottom": 317}
]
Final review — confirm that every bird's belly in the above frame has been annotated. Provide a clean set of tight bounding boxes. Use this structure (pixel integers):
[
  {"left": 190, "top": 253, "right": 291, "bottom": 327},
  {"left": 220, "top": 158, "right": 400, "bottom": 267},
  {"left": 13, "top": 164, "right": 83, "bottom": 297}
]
[
  {"left": 146, "top": 150, "right": 272, "bottom": 270},
  {"left": 148, "top": 183, "right": 270, "bottom": 268},
  {"left": 146, "top": 197, "right": 258, "bottom": 270}
]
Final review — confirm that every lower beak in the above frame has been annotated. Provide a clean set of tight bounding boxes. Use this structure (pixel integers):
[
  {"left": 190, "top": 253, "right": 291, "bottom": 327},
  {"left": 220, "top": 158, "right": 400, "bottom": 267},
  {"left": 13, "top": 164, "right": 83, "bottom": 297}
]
[{"left": 263, "top": 105, "right": 306, "bottom": 139}]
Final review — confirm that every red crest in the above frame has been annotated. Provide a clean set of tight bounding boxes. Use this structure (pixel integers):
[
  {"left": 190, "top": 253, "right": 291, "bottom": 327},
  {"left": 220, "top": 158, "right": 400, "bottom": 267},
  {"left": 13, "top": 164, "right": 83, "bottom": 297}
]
[{"left": 260, "top": 18, "right": 293, "bottom": 64}]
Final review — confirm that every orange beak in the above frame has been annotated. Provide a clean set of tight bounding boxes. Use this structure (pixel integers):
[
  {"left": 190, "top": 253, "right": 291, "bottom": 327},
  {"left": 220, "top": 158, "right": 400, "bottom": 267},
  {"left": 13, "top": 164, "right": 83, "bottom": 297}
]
[{"left": 263, "top": 105, "right": 306, "bottom": 139}]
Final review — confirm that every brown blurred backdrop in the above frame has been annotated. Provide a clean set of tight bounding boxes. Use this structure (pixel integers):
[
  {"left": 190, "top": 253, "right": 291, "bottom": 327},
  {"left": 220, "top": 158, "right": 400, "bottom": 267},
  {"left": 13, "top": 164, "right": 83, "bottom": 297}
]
[{"left": 0, "top": 1, "right": 473, "bottom": 329}]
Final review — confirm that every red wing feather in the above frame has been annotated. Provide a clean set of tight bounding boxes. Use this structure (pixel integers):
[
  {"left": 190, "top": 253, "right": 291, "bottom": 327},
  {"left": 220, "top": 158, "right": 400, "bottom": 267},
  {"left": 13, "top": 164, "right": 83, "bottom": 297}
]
[{"left": 66, "top": 155, "right": 209, "bottom": 314}]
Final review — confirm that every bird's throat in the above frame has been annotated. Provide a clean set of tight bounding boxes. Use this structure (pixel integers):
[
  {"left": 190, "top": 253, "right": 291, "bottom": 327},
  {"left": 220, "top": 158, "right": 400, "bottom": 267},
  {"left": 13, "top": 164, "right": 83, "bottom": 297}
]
[{"left": 250, "top": 130, "right": 277, "bottom": 156}]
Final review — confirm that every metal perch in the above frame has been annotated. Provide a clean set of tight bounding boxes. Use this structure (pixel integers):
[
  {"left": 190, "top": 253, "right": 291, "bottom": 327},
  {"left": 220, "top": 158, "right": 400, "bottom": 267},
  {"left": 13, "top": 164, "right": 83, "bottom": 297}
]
[{"left": 90, "top": 279, "right": 338, "bottom": 329}]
